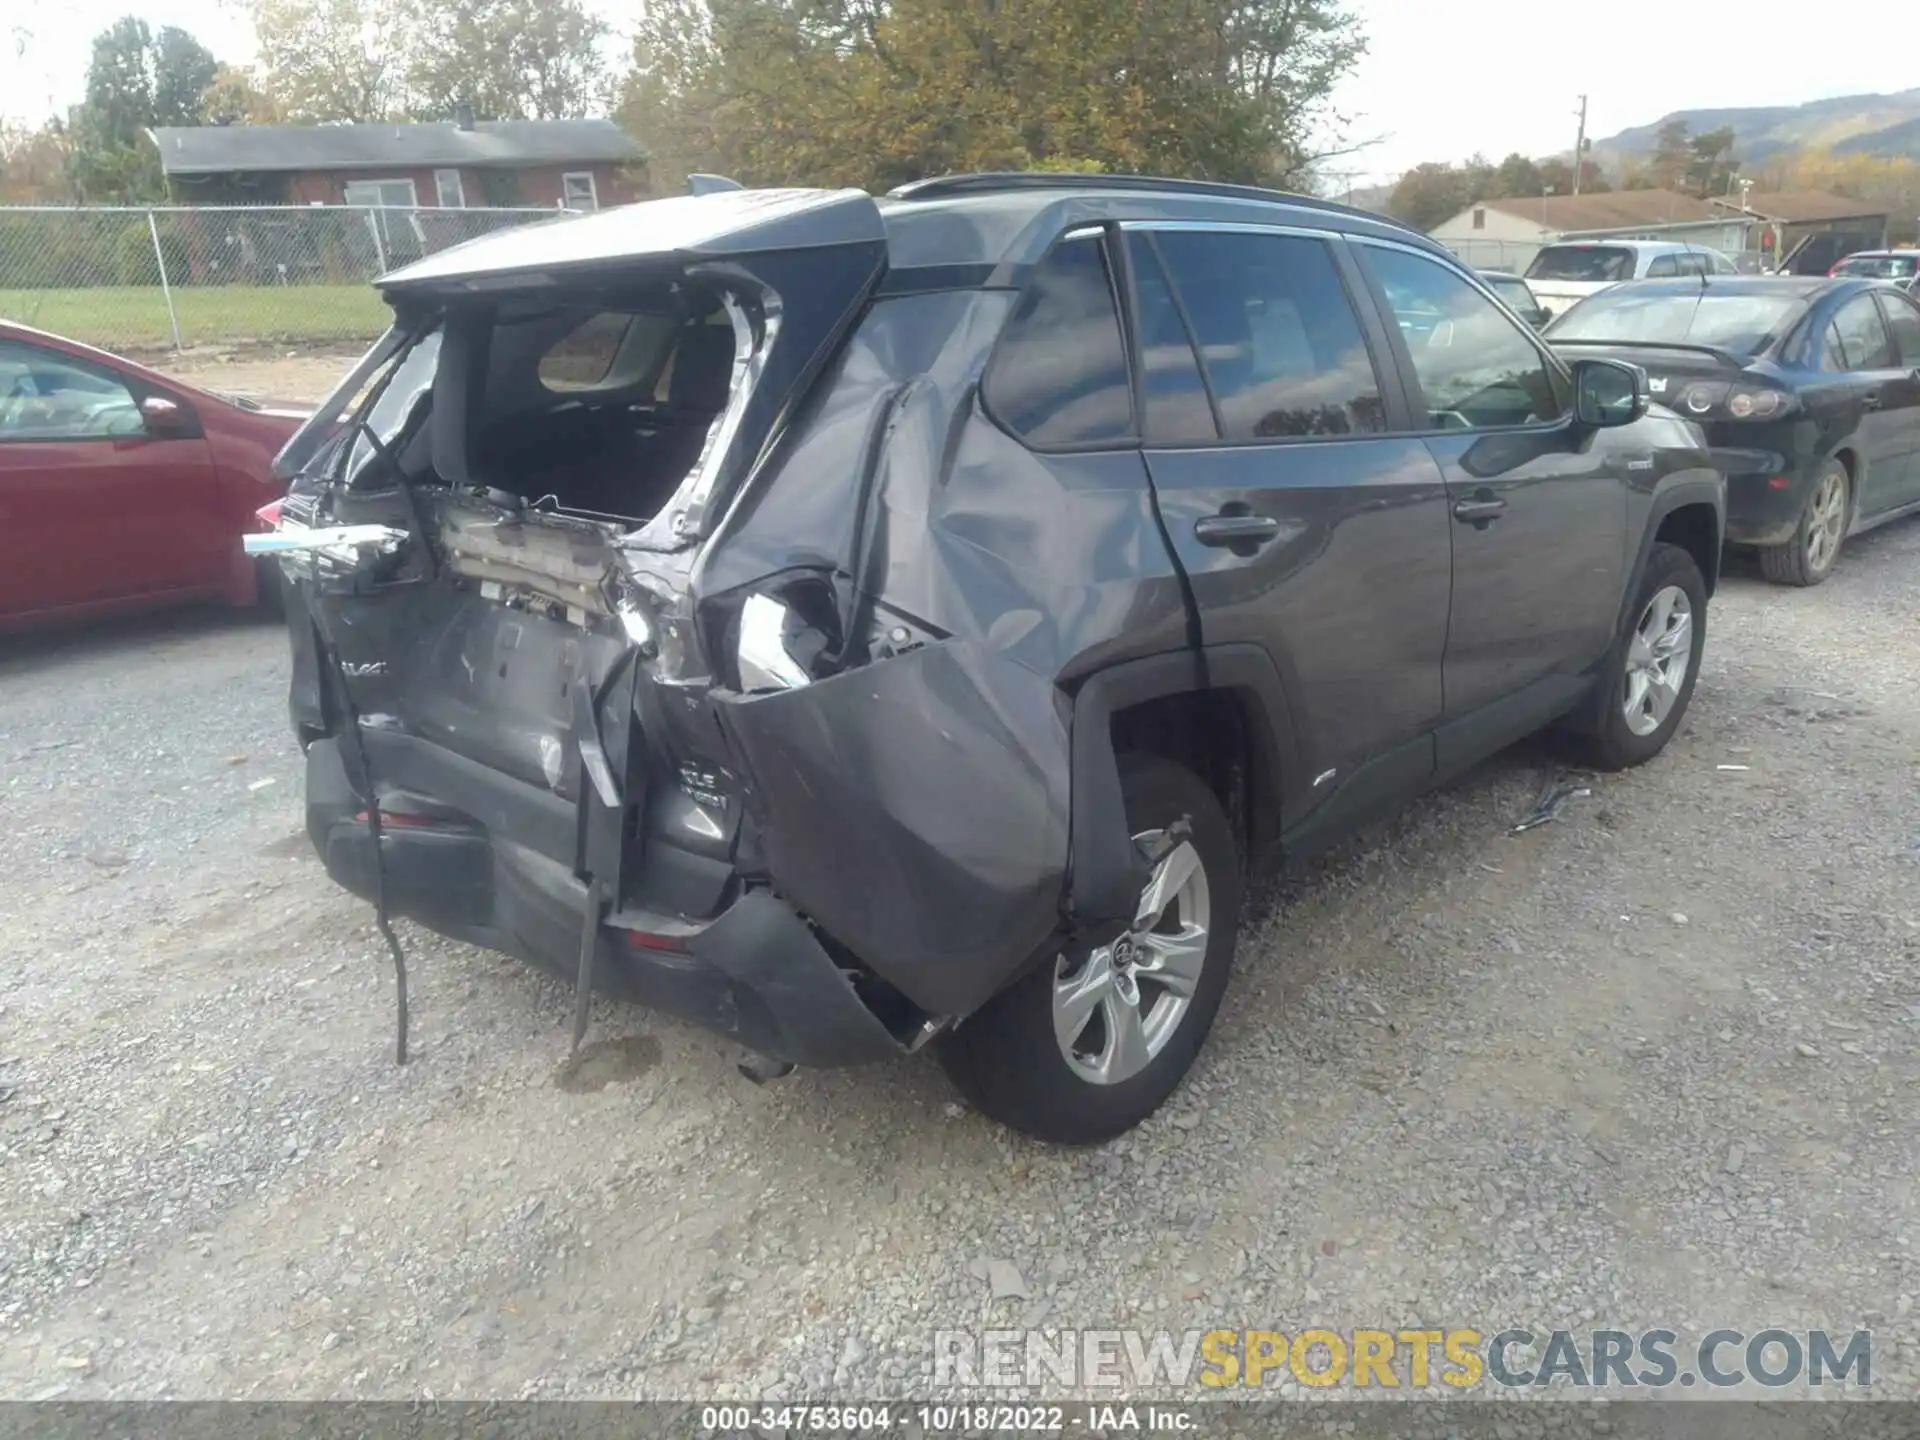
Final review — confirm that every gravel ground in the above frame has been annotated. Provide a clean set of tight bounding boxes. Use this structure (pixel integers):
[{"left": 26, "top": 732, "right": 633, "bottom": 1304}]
[{"left": 4, "top": 523, "right": 1920, "bottom": 1408}]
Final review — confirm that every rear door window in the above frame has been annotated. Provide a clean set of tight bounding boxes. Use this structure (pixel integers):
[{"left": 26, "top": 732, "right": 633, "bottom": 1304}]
[
  {"left": 1147, "top": 229, "right": 1386, "bottom": 441},
  {"left": 983, "top": 233, "right": 1134, "bottom": 447},
  {"left": 1877, "top": 291, "right": 1920, "bottom": 365},
  {"left": 1828, "top": 294, "right": 1897, "bottom": 371},
  {"left": 1125, "top": 234, "right": 1218, "bottom": 444}
]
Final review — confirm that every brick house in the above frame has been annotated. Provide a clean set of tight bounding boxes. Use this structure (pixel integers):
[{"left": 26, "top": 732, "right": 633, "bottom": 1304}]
[{"left": 150, "top": 112, "right": 646, "bottom": 212}]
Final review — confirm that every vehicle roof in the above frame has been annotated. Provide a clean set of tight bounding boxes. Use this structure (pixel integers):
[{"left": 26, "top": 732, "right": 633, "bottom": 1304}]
[
  {"left": 1537, "top": 238, "right": 1727, "bottom": 255},
  {"left": 1575, "top": 275, "right": 1852, "bottom": 300},
  {"left": 378, "top": 174, "right": 1443, "bottom": 293},
  {"left": 1837, "top": 249, "right": 1920, "bottom": 258}
]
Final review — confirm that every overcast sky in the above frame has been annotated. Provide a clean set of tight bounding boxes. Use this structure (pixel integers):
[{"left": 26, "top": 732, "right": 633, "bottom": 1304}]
[{"left": 6, "top": 0, "right": 1916, "bottom": 187}]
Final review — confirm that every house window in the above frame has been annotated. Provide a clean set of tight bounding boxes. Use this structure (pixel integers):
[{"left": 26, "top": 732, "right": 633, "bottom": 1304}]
[
  {"left": 434, "top": 169, "right": 465, "bottom": 208},
  {"left": 342, "top": 178, "right": 418, "bottom": 209},
  {"left": 1472, "top": 207, "right": 1486, "bottom": 231},
  {"left": 562, "top": 171, "right": 599, "bottom": 211}
]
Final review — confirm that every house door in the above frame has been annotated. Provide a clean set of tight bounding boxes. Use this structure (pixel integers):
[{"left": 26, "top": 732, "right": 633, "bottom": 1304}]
[{"left": 343, "top": 179, "right": 424, "bottom": 270}]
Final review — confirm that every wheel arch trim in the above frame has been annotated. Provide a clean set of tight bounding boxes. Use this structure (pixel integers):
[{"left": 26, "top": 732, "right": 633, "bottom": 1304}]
[{"left": 1067, "top": 644, "right": 1301, "bottom": 925}]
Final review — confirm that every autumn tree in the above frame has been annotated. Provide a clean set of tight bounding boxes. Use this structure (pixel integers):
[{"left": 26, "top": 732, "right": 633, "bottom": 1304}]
[
  {"left": 399, "top": 0, "right": 610, "bottom": 121},
  {"left": 1388, "top": 161, "right": 1481, "bottom": 229},
  {"left": 0, "top": 120, "right": 76, "bottom": 203},
  {"left": 622, "top": 0, "right": 1366, "bottom": 193},
  {"left": 200, "top": 65, "right": 285, "bottom": 126},
  {"left": 252, "top": 0, "right": 410, "bottom": 122}
]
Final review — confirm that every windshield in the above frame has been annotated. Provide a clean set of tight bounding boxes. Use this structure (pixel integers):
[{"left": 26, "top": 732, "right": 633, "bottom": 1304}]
[
  {"left": 1547, "top": 290, "right": 1804, "bottom": 354},
  {"left": 1833, "top": 254, "right": 1918, "bottom": 280},
  {"left": 1526, "top": 246, "right": 1634, "bottom": 283}
]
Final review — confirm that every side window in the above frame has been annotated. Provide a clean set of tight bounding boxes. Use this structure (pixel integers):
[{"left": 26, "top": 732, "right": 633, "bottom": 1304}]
[
  {"left": 1829, "top": 295, "right": 1896, "bottom": 371},
  {"left": 983, "top": 233, "right": 1134, "bottom": 447},
  {"left": 1878, "top": 292, "right": 1920, "bottom": 366},
  {"left": 1126, "top": 234, "right": 1218, "bottom": 444},
  {"left": 1150, "top": 229, "right": 1386, "bottom": 440},
  {"left": 1646, "top": 254, "right": 1678, "bottom": 278},
  {"left": 1819, "top": 322, "right": 1850, "bottom": 371},
  {"left": 0, "top": 341, "right": 143, "bottom": 441},
  {"left": 1360, "top": 244, "right": 1565, "bottom": 430},
  {"left": 539, "top": 311, "right": 677, "bottom": 394}
]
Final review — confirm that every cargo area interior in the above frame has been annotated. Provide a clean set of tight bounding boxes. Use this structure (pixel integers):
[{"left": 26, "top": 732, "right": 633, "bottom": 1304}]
[{"left": 367, "top": 284, "right": 741, "bottom": 528}]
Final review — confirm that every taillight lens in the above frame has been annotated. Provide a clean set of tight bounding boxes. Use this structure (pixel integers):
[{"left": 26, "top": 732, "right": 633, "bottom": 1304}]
[
  {"left": 255, "top": 499, "right": 284, "bottom": 529},
  {"left": 1679, "top": 382, "right": 1793, "bottom": 420}
]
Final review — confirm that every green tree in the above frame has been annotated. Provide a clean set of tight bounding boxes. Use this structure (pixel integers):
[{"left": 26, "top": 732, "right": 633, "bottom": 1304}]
[
  {"left": 66, "top": 18, "right": 219, "bottom": 200},
  {"left": 1685, "top": 125, "right": 1738, "bottom": 198},
  {"left": 622, "top": 0, "right": 1365, "bottom": 194},
  {"left": 1536, "top": 155, "right": 1610, "bottom": 195},
  {"left": 153, "top": 27, "right": 219, "bottom": 126},
  {"left": 1637, "top": 117, "right": 1691, "bottom": 192},
  {"left": 1387, "top": 161, "right": 1476, "bottom": 229},
  {"left": 1489, "top": 151, "right": 1542, "bottom": 200}
]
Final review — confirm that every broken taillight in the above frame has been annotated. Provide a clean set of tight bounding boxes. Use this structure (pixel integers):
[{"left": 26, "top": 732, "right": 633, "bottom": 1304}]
[{"left": 622, "top": 928, "right": 689, "bottom": 954}]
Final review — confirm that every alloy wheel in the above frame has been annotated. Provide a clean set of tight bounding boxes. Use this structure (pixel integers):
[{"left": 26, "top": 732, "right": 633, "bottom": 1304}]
[
  {"left": 1623, "top": 584, "right": 1694, "bottom": 738},
  {"left": 1052, "top": 828, "right": 1210, "bottom": 1086},
  {"left": 1805, "top": 467, "right": 1847, "bottom": 575}
]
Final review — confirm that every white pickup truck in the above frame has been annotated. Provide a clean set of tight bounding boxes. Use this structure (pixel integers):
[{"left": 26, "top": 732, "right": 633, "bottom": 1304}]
[{"left": 1526, "top": 240, "right": 1740, "bottom": 323}]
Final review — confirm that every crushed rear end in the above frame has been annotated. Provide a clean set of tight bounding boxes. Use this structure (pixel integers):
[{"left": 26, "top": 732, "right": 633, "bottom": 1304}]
[{"left": 258, "top": 189, "right": 1088, "bottom": 1068}]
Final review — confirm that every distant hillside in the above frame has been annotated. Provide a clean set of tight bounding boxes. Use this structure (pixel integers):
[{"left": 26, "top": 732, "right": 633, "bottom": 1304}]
[{"left": 1592, "top": 90, "right": 1920, "bottom": 168}]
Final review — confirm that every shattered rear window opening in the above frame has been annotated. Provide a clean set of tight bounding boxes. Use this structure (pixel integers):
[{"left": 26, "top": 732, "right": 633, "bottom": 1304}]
[{"left": 330, "top": 278, "right": 751, "bottom": 533}]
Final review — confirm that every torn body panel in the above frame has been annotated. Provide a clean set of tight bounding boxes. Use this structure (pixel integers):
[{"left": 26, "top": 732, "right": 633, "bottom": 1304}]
[{"left": 270, "top": 190, "right": 1200, "bottom": 1068}]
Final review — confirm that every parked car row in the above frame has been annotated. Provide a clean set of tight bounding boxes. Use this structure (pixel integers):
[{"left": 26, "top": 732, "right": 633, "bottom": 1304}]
[{"left": 1543, "top": 271, "right": 1920, "bottom": 585}]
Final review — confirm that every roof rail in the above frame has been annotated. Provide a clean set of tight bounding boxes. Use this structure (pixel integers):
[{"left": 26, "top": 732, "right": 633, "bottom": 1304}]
[{"left": 885, "top": 171, "right": 1407, "bottom": 228}]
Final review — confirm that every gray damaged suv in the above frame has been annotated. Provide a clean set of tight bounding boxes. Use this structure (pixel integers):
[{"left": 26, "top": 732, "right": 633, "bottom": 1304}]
[{"left": 260, "top": 174, "right": 1724, "bottom": 1142}]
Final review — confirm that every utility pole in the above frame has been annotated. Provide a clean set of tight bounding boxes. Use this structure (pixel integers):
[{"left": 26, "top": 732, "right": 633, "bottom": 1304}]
[{"left": 1572, "top": 94, "right": 1590, "bottom": 195}]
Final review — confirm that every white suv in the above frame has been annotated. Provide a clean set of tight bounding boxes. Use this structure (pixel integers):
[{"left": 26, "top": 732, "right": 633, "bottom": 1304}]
[{"left": 1526, "top": 240, "right": 1738, "bottom": 322}]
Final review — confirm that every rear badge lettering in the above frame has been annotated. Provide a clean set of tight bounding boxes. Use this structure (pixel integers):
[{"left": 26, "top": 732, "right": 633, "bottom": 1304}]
[{"left": 341, "top": 661, "right": 388, "bottom": 678}]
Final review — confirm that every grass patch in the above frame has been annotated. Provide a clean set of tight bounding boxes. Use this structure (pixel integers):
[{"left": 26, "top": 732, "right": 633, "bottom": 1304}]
[{"left": 0, "top": 284, "right": 390, "bottom": 351}]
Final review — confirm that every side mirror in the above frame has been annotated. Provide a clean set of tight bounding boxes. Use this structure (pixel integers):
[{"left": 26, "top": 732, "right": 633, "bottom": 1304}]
[
  {"left": 1573, "top": 357, "right": 1648, "bottom": 428},
  {"left": 139, "top": 394, "right": 190, "bottom": 437}
]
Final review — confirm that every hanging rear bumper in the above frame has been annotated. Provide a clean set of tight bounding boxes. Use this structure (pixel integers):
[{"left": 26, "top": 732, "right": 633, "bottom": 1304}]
[{"left": 303, "top": 735, "right": 908, "bottom": 1067}]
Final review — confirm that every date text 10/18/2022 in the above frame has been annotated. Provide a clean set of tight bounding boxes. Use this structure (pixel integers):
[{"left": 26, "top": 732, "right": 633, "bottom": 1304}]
[{"left": 700, "top": 1405, "right": 1196, "bottom": 1432}]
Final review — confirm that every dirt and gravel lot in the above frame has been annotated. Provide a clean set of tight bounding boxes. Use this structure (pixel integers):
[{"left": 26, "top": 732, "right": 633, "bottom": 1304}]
[{"left": 3, "top": 522, "right": 1920, "bottom": 1407}]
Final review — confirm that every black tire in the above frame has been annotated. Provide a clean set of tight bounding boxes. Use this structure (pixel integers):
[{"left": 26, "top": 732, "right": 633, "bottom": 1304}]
[
  {"left": 1758, "top": 458, "right": 1849, "bottom": 586},
  {"left": 254, "top": 555, "right": 287, "bottom": 619},
  {"left": 937, "top": 755, "right": 1242, "bottom": 1144},
  {"left": 1576, "top": 541, "right": 1706, "bottom": 771}
]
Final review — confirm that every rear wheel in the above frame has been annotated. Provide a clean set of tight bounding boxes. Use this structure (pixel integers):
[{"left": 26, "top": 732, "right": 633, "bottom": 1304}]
[
  {"left": 937, "top": 756, "right": 1241, "bottom": 1144},
  {"left": 1759, "top": 459, "right": 1849, "bottom": 586}
]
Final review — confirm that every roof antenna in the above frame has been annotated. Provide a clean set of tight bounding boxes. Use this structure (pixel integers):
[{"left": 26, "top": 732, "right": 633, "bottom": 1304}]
[{"left": 686, "top": 174, "right": 742, "bottom": 196}]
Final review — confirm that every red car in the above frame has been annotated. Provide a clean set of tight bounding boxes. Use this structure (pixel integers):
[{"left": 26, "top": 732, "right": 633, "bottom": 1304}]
[{"left": 0, "top": 320, "right": 306, "bottom": 629}]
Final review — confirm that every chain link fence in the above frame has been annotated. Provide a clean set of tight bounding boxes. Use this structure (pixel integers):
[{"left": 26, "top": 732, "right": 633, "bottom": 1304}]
[{"left": 0, "top": 204, "right": 576, "bottom": 354}]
